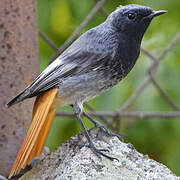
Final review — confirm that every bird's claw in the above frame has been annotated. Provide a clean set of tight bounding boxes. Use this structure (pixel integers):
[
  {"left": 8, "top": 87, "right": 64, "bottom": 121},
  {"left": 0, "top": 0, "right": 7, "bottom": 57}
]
[
  {"left": 78, "top": 143, "right": 109, "bottom": 152},
  {"left": 78, "top": 143, "right": 118, "bottom": 161},
  {"left": 83, "top": 112, "right": 124, "bottom": 142},
  {"left": 90, "top": 144, "right": 119, "bottom": 161},
  {"left": 95, "top": 123, "right": 124, "bottom": 142}
]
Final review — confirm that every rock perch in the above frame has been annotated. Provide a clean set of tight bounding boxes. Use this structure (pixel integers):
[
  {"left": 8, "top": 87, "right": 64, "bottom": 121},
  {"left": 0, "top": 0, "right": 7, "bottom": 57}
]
[{"left": 20, "top": 130, "right": 179, "bottom": 180}]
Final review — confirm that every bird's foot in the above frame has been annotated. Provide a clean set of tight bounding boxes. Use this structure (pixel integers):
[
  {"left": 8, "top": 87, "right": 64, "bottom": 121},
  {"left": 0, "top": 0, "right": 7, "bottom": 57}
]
[
  {"left": 78, "top": 143, "right": 118, "bottom": 161},
  {"left": 83, "top": 112, "right": 124, "bottom": 141},
  {"left": 95, "top": 122, "right": 124, "bottom": 142}
]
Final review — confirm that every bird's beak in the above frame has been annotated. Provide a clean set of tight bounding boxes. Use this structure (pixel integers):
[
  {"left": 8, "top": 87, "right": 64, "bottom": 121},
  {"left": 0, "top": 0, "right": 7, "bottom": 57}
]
[{"left": 147, "top": 10, "right": 167, "bottom": 19}]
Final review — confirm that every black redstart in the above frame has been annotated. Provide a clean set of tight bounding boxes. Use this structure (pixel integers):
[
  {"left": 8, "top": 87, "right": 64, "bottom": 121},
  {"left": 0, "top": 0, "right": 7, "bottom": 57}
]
[{"left": 7, "top": 4, "right": 166, "bottom": 178}]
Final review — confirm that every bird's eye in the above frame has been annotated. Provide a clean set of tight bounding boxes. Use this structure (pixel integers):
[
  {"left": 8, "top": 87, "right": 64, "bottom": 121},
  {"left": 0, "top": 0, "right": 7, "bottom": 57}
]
[{"left": 128, "top": 13, "right": 136, "bottom": 20}]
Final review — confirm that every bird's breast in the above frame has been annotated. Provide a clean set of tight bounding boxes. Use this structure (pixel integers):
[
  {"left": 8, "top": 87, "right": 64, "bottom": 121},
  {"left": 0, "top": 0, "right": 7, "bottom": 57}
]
[{"left": 102, "top": 38, "right": 140, "bottom": 88}]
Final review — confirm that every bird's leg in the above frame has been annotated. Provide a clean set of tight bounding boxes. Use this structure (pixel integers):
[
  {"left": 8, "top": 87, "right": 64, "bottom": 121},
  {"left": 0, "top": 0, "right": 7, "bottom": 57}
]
[
  {"left": 73, "top": 102, "right": 118, "bottom": 161},
  {"left": 83, "top": 112, "right": 124, "bottom": 141}
]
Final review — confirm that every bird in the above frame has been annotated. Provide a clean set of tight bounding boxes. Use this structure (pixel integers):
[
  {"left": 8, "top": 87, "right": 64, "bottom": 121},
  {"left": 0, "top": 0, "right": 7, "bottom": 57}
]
[{"left": 6, "top": 4, "right": 166, "bottom": 178}]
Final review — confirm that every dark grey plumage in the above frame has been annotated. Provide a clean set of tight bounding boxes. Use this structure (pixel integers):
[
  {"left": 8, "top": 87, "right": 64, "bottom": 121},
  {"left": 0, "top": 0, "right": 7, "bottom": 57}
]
[{"left": 7, "top": 4, "right": 166, "bottom": 107}]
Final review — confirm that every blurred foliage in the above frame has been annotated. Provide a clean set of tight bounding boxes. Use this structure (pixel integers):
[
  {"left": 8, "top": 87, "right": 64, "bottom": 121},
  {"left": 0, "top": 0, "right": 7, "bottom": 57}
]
[{"left": 38, "top": 0, "right": 180, "bottom": 175}]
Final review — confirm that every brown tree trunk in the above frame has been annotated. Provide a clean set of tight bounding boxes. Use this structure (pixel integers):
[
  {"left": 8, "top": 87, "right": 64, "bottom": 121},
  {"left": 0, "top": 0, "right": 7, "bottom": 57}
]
[{"left": 0, "top": 0, "right": 39, "bottom": 176}]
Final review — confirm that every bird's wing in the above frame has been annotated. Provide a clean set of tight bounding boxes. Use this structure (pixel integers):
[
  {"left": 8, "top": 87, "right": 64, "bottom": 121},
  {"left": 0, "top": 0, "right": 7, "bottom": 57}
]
[
  {"left": 6, "top": 27, "right": 116, "bottom": 107},
  {"left": 28, "top": 41, "right": 113, "bottom": 96}
]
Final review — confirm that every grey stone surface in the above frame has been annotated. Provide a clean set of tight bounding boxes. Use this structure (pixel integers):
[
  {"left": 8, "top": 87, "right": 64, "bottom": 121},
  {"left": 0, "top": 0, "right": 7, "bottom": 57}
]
[{"left": 20, "top": 130, "right": 180, "bottom": 180}]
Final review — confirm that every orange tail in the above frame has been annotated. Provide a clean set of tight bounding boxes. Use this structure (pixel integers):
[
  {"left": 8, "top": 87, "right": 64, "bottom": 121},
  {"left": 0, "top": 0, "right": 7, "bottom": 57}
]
[{"left": 9, "top": 88, "right": 59, "bottom": 178}]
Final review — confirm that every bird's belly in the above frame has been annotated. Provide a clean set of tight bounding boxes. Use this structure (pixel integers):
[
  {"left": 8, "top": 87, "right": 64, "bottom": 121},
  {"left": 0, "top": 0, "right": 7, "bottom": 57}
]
[
  {"left": 57, "top": 60, "right": 136, "bottom": 106},
  {"left": 57, "top": 77, "right": 122, "bottom": 107},
  {"left": 57, "top": 72, "right": 106, "bottom": 106},
  {"left": 57, "top": 87, "right": 102, "bottom": 107}
]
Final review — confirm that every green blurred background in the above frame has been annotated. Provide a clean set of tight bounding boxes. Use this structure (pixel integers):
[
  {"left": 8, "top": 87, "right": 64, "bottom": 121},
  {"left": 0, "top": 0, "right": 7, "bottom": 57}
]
[{"left": 38, "top": 0, "right": 180, "bottom": 175}]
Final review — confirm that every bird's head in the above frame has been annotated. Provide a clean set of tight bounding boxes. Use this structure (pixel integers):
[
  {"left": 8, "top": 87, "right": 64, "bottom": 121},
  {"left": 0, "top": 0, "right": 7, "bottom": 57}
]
[{"left": 107, "top": 4, "right": 166, "bottom": 42}]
